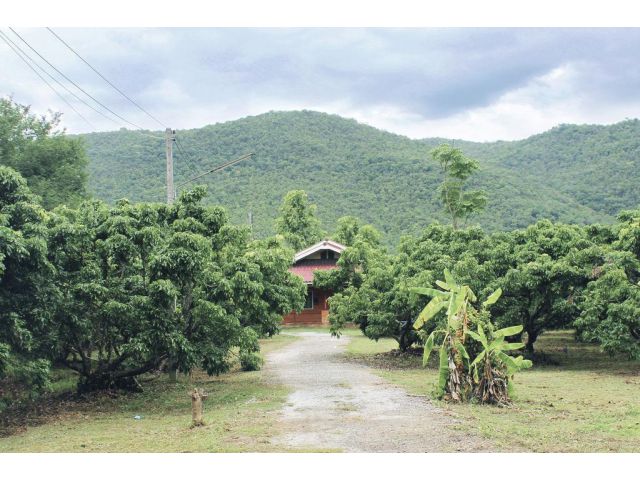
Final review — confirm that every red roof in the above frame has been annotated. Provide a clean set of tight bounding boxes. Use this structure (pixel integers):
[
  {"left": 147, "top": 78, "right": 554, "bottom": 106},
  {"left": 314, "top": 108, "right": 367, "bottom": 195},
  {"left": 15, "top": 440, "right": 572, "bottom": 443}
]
[{"left": 290, "top": 260, "right": 338, "bottom": 283}]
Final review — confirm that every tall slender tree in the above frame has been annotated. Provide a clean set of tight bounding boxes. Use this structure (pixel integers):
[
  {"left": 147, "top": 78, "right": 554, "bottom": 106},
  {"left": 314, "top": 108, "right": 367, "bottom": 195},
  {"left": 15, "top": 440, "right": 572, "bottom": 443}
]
[
  {"left": 275, "top": 190, "right": 323, "bottom": 250},
  {"left": 431, "top": 144, "right": 487, "bottom": 229}
]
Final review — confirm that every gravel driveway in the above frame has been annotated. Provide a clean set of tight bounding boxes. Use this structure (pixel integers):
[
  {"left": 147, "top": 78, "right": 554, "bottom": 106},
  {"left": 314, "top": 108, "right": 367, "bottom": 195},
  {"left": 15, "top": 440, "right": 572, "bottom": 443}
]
[{"left": 265, "top": 332, "right": 492, "bottom": 452}]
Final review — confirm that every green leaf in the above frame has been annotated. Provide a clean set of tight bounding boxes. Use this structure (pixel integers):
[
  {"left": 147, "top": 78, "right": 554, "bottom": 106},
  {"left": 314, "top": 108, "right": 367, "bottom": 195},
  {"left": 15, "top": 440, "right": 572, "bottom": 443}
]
[
  {"left": 515, "top": 355, "right": 533, "bottom": 369},
  {"left": 465, "top": 286, "right": 477, "bottom": 303},
  {"left": 422, "top": 331, "right": 435, "bottom": 367},
  {"left": 413, "top": 298, "right": 445, "bottom": 330},
  {"left": 410, "top": 287, "right": 447, "bottom": 298},
  {"left": 455, "top": 340, "right": 470, "bottom": 364},
  {"left": 494, "top": 324, "right": 524, "bottom": 338},
  {"left": 470, "top": 350, "right": 486, "bottom": 368},
  {"left": 437, "top": 346, "right": 449, "bottom": 397},
  {"left": 448, "top": 291, "right": 465, "bottom": 320},
  {"left": 435, "top": 280, "right": 451, "bottom": 291},
  {"left": 466, "top": 330, "right": 482, "bottom": 343},
  {"left": 496, "top": 351, "right": 518, "bottom": 374},
  {"left": 482, "top": 287, "right": 502, "bottom": 307},
  {"left": 488, "top": 338, "right": 505, "bottom": 351},
  {"left": 478, "top": 324, "right": 488, "bottom": 348},
  {"left": 500, "top": 342, "right": 525, "bottom": 351},
  {"left": 444, "top": 269, "right": 456, "bottom": 288}
]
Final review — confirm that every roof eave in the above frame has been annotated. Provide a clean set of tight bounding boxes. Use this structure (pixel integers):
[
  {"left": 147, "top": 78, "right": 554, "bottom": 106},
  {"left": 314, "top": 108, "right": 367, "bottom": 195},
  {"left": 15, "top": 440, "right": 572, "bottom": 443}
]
[{"left": 293, "top": 240, "right": 347, "bottom": 263}]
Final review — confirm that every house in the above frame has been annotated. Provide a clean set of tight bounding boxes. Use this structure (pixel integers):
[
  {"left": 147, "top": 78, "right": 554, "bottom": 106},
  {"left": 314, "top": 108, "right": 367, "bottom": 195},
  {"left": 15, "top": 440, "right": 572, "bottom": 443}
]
[{"left": 282, "top": 240, "right": 346, "bottom": 325}]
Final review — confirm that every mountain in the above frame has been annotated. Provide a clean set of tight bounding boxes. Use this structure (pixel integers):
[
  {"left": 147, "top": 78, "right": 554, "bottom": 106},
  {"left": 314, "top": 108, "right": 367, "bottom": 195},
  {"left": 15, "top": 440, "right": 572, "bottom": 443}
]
[{"left": 80, "top": 111, "right": 640, "bottom": 244}]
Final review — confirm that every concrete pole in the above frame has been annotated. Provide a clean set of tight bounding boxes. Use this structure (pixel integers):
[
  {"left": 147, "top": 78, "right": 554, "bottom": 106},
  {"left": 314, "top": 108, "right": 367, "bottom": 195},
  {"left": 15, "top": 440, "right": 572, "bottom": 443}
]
[{"left": 165, "top": 127, "right": 175, "bottom": 204}]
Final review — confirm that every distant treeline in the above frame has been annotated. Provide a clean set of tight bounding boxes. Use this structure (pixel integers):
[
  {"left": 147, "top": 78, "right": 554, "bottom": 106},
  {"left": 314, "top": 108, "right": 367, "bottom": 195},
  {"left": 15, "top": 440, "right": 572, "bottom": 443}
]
[{"left": 80, "top": 110, "right": 640, "bottom": 244}]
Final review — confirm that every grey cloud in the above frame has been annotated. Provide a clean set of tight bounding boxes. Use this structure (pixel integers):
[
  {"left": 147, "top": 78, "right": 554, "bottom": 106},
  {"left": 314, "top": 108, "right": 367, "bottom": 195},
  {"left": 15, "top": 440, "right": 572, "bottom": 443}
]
[{"left": 2, "top": 28, "right": 640, "bottom": 137}]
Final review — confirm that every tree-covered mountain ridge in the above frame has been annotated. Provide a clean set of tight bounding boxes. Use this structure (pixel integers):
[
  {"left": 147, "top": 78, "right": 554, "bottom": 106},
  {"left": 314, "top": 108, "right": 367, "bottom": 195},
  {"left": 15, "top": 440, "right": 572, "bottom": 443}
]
[{"left": 81, "top": 110, "right": 640, "bottom": 243}]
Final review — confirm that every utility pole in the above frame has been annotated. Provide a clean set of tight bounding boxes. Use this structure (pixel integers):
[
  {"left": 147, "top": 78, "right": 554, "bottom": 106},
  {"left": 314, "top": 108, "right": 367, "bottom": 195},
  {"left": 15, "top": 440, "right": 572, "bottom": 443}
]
[
  {"left": 248, "top": 210, "right": 253, "bottom": 239},
  {"left": 165, "top": 127, "right": 175, "bottom": 204},
  {"left": 165, "top": 127, "right": 177, "bottom": 381}
]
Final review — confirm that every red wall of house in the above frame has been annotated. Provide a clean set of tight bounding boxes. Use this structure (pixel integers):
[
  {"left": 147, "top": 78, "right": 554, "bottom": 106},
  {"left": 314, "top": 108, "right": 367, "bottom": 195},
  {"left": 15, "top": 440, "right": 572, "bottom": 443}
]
[{"left": 282, "top": 287, "right": 331, "bottom": 325}]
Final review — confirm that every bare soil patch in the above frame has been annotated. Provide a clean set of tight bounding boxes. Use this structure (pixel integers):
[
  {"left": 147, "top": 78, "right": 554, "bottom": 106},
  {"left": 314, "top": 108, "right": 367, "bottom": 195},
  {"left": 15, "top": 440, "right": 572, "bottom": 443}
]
[{"left": 265, "top": 332, "right": 492, "bottom": 452}]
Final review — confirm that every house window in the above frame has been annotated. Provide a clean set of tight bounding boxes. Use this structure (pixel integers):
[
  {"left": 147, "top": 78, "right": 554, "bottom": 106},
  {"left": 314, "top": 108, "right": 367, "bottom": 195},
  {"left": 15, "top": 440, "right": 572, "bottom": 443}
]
[
  {"left": 321, "top": 250, "right": 335, "bottom": 260},
  {"left": 303, "top": 287, "right": 315, "bottom": 309}
]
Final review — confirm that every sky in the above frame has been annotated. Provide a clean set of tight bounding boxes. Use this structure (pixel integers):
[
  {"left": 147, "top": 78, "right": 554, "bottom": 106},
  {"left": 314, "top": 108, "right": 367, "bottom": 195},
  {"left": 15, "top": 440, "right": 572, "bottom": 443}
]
[{"left": 1, "top": 27, "right": 640, "bottom": 142}]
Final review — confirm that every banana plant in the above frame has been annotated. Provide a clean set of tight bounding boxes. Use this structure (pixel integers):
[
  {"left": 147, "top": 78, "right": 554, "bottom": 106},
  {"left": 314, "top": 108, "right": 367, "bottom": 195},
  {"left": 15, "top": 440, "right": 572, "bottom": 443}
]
[
  {"left": 411, "top": 269, "right": 494, "bottom": 400},
  {"left": 467, "top": 323, "right": 533, "bottom": 404},
  {"left": 411, "top": 269, "right": 503, "bottom": 401}
]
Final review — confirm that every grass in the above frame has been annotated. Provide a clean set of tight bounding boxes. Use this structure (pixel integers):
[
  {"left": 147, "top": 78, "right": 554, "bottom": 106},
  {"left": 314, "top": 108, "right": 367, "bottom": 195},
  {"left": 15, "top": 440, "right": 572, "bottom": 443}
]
[
  {"left": 0, "top": 334, "right": 301, "bottom": 452},
  {"left": 346, "top": 330, "right": 640, "bottom": 452},
  {"left": 4, "top": 326, "right": 637, "bottom": 452},
  {"left": 281, "top": 325, "right": 362, "bottom": 336}
]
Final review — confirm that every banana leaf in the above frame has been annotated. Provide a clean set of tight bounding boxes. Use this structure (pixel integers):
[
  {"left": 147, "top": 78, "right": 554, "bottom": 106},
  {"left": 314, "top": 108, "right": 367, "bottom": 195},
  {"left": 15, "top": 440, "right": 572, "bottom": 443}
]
[
  {"left": 466, "top": 329, "right": 483, "bottom": 345},
  {"left": 413, "top": 298, "right": 445, "bottom": 330},
  {"left": 423, "top": 331, "right": 435, "bottom": 367},
  {"left": 465, "top": 286, "right": 477, "bottom": 302},
  {"left": 409, "top": 287, "right": 448, "bottom": 298},
  {"left": 470, "top": 349, "right": 486, "bottom": 368},
  {"left": 447, "top": 291, "right": 466, "bottom": 322},
  {"left": 477, "top": 324, "right": 488, "bottom": 348},
  {"left": 488, "top": 338, "right": 506, "bottom": 351},
  {"left": 482, "top": 287, "right": 502, "bottom": 307},
  {"left": 444, "top": 269, "right": 456, "bottom": 288},
  {"left": 437, "top": 346, "right": 449, "bottom": 397},
  {"left": 494, "top": 324, "right": 524, "bottom": 338},
  {"left": 496, "top": 351, "right": 519, "bottom": 374}
]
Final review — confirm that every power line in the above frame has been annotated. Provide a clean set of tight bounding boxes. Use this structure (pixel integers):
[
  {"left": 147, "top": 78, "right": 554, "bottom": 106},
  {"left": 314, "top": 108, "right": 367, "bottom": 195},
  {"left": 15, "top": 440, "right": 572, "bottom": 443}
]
[
  {"left": 0, "top": 28, "right": 122, "bottom": 127},
  {"left": 135, "top": 131, "right": 165, "bottom": 141},
  {"left": 9, "top": 27, "right": 148, "bottom": 131},
  {"left": 174, "top": 135, "right": 201, "bottom": 179},
  {"left": 175, "top": 153, "right": 254, "bottom": 189},
  {"left": 43, "top": 29, "right": 200, "bottom": 169},
  {"left": 0, "top": 30, "right": 95, "bottom": 129},
  {"left": 46, "top": 27, "right": 167, "bottom": 130}
]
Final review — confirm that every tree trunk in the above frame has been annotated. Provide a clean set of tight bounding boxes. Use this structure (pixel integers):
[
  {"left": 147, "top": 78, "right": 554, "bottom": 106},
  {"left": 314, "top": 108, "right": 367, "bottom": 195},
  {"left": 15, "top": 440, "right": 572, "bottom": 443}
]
[
  {"left": 525, "top": 330, "right": 538, "bottom": 357},
  {"left": 398, "top": 320, "right": 417, "bottom": 352},
  {"left": 168, "top": 358, "right": 178, "bottom": 382},
  {"left": 190, "top": 388, "right": 208, "bottom": 427},
  {"left": 77, "top": 373, "right": 142, "bottom": 394}
]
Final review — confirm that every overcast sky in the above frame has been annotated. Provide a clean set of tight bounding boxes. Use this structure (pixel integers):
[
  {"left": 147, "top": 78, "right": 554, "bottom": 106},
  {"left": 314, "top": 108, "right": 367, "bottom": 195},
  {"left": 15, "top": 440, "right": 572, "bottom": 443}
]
[{"left": 1, "top": 28, "right": 639, "bottom": 141}]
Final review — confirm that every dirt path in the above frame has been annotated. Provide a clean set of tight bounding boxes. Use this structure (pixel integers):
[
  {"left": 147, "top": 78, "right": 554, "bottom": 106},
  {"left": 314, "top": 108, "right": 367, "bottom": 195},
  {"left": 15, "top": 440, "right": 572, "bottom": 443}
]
[{"left": 265, "top": 332, "right": 492, "bottom": 452}]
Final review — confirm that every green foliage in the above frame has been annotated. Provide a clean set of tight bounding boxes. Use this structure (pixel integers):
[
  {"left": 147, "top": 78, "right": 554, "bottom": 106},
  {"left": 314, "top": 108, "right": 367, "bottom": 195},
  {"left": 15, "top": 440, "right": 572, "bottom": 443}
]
[
  {"left": 327, "top": 216, "right": 636, "bottom": 360},
  {"left": 0, "top": 171, "right": 305, "bottom": 395},
  {"left": 319, "top": 225, "right": 425, "bottom": 348},
  {"left": 333, "top": 216, "right": 361, "bottom": 247},
  {"left": 48, "top": 188, "right": 306, "bottom": 391},
  {"left": 0, "top": 97, "right": 88, "bottom": 209},
  {"left": 275, "top": 190, "right": 324, "bottom": 250},
  {"left": 329, "top": 224, "right": 507, "bottom": 351},
  {"left": 430, "top": 144, "right": 487, "bottom": 229},
  {"left": 0, "top": 166, "right": 54, "bottom": 396},
  {"left": 491, "top": 220, "right": 599, "bottom": 354},
  {"left": 412, "top": 271, "right": 532, "bottom": 404},
  {"left": 240, "top": 351, "right": 264, "bottom": 372},
  {"left": 574, "top": 209, "right": 640, "bottom": 359},
  {"left": 467, "top": 323, "right": 532, "bottom": 403},
  {"left": 410, "top": 269, "right": 479, "bottom": 401},
  {"left": 81, "top": 111, "right": 638, "bottom": 244}
]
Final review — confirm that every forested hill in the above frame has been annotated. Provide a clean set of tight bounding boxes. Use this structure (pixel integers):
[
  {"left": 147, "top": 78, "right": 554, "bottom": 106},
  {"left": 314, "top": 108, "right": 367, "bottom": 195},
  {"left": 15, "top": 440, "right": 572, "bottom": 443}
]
[{"left": 81, "top": 111, "right": 640, "bottom": 243}]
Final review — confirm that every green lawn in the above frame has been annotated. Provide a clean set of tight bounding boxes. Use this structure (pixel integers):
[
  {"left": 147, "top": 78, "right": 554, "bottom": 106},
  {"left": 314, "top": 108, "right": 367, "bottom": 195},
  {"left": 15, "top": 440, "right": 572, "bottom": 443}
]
[
  {"left": 3, "top": 328, "right": 638, "bottom": 452},
  {"left": 346, "top": 330, "right": 640, "bottom": 452},
  {"left": 280, "top": 325, "right": 362, "bottom": 336},
  {"left": 0, "top": 334, "right": 300, "bottom": 452}
]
